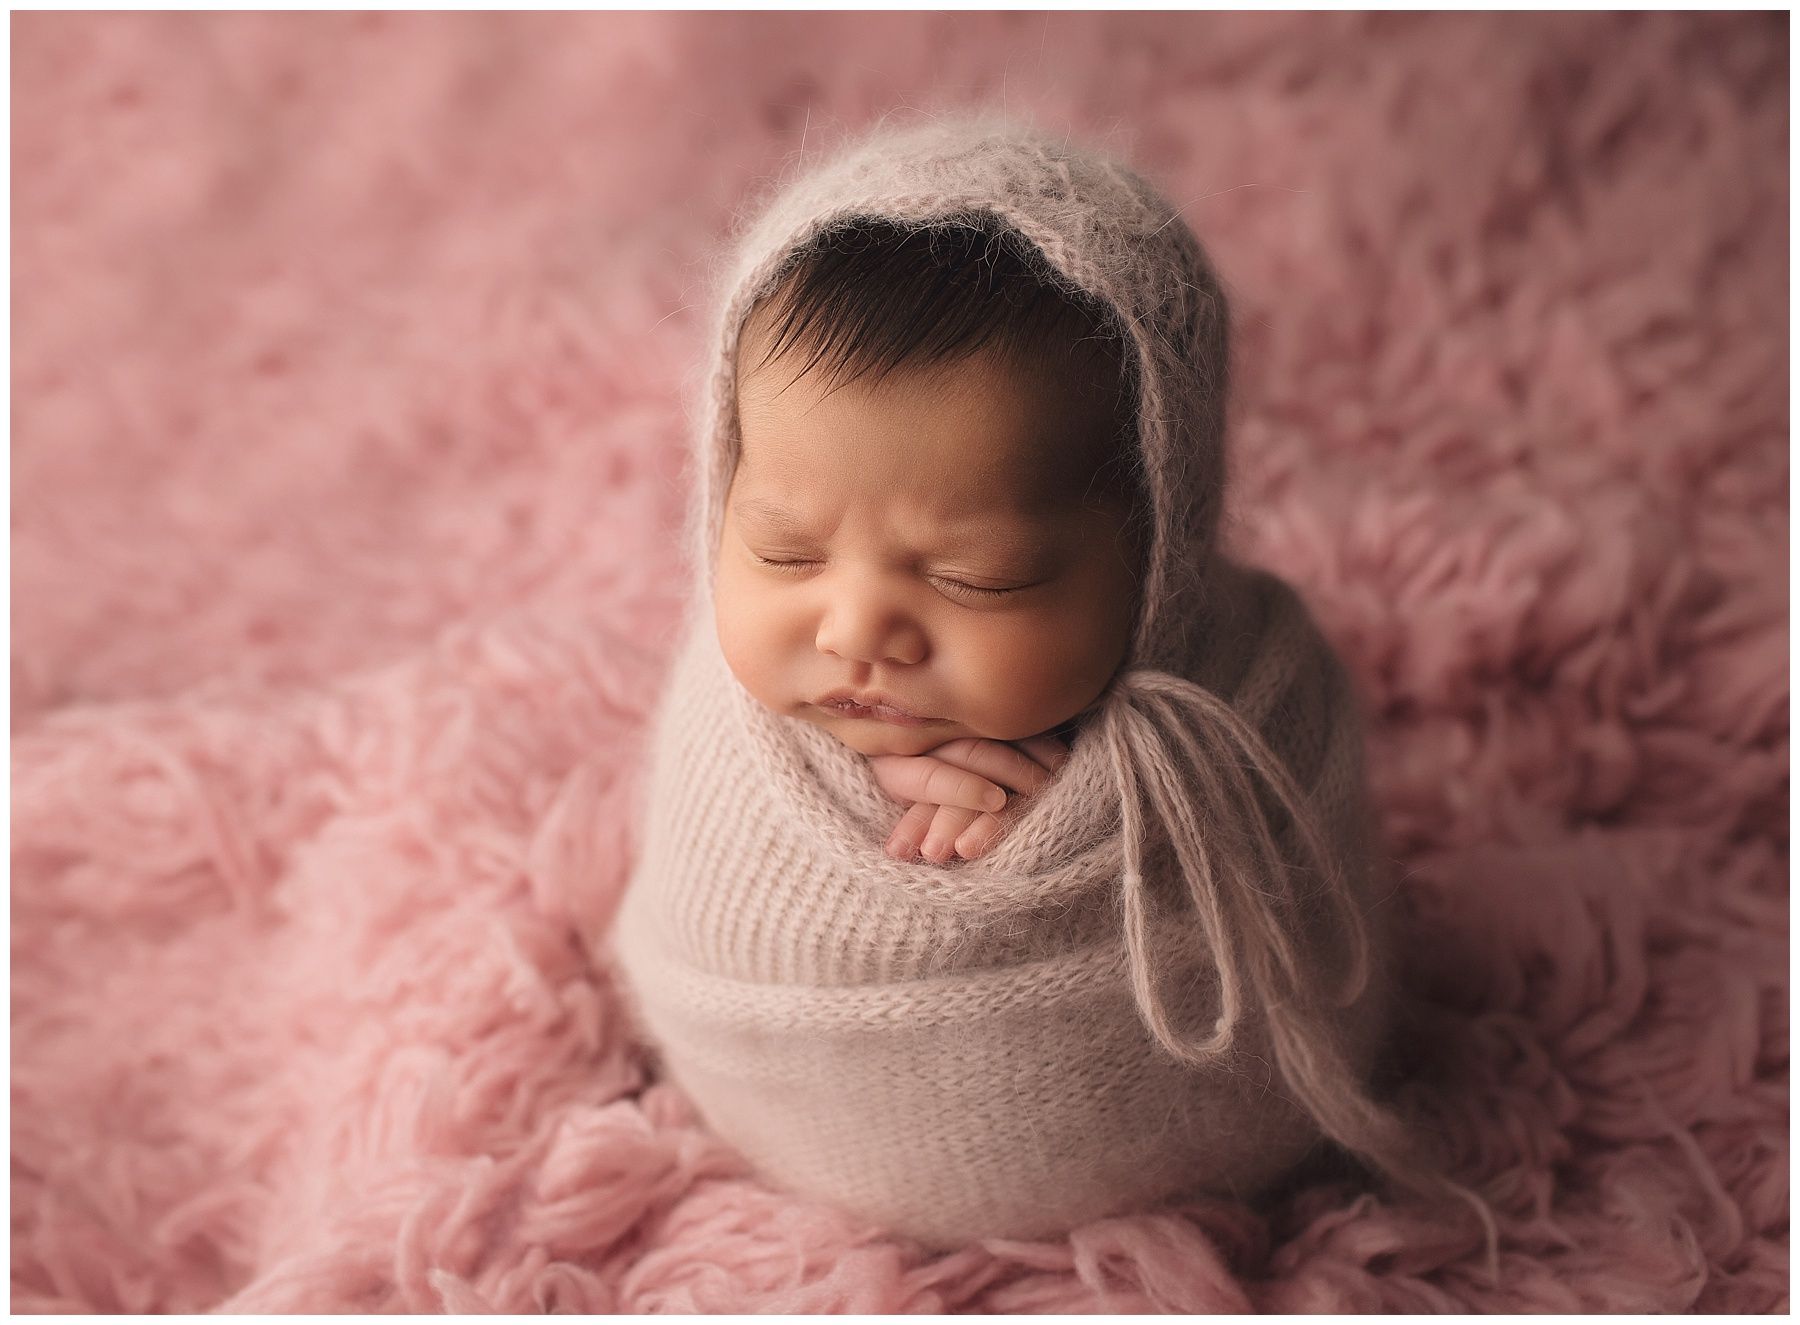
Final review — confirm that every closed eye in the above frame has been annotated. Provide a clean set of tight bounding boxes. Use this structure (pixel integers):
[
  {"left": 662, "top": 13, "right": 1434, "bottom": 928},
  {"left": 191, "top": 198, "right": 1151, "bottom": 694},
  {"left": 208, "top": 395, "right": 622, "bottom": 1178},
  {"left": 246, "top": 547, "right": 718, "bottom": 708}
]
[
  {"left": 750, "top": 554, "right": 1025, "bottom": 600},
  {"left": 935, "top": 579, "right": 1017, "bottom": 600}
]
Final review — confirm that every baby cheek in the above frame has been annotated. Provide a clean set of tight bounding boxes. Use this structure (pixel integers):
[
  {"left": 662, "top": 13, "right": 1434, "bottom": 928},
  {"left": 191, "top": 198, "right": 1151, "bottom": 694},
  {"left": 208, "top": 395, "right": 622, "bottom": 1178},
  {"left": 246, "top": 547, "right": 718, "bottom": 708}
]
[
  {"left": 714, "top": 572, "right": 788, "bottom": 707},
  {"left": 964, "top": 616, "right": 1115, "bottom": 731}
]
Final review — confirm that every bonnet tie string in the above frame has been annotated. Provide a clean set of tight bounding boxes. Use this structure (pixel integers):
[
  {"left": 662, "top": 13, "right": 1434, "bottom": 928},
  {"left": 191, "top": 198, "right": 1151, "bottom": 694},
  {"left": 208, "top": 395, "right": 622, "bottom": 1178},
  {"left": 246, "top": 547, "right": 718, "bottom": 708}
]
[
  {"left": 1096, "top": 668, "right": 1502, "bottom": 1277},
  {"left": 1097, "top": 666, "right": 1371, "bottom": 1065}
]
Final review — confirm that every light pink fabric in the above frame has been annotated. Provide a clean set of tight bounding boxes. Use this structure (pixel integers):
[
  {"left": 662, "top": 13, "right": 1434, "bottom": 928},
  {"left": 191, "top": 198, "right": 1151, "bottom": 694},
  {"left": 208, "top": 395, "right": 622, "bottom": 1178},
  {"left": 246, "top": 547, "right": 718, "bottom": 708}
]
[{"left": 12, "top": 10, "right": 1786, "bottom": 1313}]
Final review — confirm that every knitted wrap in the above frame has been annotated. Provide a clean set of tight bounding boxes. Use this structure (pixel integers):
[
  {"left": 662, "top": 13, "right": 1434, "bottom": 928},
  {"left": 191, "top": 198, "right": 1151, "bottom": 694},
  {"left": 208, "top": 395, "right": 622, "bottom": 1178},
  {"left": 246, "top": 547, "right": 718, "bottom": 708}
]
[{"left": 608, "top": 113, "right": 1477, "bottom": 1246}]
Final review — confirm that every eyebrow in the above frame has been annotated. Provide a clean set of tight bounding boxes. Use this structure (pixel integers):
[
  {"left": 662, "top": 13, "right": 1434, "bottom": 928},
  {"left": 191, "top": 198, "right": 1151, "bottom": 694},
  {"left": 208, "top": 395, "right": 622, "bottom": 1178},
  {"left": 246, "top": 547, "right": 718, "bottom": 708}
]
[{"left": 732, "top": 495, "right": 1059, "bottom": 558}]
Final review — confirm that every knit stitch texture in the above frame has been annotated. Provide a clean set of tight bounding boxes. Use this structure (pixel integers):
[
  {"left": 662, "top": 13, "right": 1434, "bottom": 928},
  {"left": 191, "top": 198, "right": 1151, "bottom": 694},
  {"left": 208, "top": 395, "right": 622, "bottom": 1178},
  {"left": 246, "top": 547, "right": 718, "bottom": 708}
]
[{"left": 610, "top": 114, "right": 1466, "bottom": 1245}]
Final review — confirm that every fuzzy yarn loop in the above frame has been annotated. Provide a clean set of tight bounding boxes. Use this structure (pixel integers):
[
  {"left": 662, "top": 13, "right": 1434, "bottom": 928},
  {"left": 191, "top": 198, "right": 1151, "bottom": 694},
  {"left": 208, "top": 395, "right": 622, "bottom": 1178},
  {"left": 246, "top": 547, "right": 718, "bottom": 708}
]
[
  {"left": 1099, "top": 667, "right": 1373, "bottom": 1067},
  {"left": 1097, "top": 668, "right": 1501, "bottom": 1279}
]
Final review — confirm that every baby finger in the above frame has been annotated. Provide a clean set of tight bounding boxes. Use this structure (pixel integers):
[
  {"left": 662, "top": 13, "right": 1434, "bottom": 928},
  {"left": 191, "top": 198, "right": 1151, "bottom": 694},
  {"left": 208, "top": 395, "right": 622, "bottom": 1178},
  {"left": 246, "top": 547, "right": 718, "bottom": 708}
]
[
  {"left": 918, "top": 738, "right": 1054, "bottom": 798},
  {"left": 921, "top": 804, "right": 981, "bottom": 864},
  {"left": 885, "top": 801, "right": 938, "bottom": 861},
  {"left": 869, "top": 753, "right": 1009, "bottom": 814},
  {"left": 954, "top": 812, "right": 1007, "bottom": 860}
]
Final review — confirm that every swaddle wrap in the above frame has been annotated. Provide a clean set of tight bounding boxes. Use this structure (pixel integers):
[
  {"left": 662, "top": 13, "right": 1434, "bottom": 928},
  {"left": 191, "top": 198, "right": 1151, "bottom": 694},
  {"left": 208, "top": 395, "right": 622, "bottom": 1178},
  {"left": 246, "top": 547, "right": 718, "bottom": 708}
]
[{"left": 609, "top": 114, "right": 1446, "bottom": 1246}]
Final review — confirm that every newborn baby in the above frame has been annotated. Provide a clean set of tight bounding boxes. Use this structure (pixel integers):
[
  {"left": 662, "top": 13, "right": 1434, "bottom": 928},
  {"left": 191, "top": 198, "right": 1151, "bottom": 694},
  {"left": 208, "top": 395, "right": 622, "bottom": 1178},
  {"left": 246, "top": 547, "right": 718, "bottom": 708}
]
[
  {"left": 611, "top": 113, "right": 1493, "bottom": 1252},
  {"left": 714, "top": 217, "right": 1148, "bottom": 864}
]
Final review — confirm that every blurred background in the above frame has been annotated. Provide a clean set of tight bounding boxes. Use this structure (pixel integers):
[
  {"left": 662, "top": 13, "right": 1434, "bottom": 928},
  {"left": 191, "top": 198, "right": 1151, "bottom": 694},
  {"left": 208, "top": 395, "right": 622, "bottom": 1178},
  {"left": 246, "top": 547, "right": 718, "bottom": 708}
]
[
  {"left": 14, "top": 11, "right": 1783, "bottom": 731},
  {"left": 10, "top": 13, "right": 1788, "bottom": 1311}
]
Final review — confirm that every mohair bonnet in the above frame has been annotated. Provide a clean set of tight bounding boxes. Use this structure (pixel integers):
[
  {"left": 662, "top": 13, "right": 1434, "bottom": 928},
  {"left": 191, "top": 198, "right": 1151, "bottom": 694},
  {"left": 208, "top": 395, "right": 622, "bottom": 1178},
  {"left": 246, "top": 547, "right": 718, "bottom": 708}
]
[{"left": 608, "top": 111, "right": 1484, "bottom": 1247}]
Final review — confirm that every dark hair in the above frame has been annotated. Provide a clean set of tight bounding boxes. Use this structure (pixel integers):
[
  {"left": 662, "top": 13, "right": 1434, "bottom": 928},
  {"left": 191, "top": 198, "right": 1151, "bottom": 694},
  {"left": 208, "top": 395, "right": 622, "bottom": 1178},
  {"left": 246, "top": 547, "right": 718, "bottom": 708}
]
[{"left": 740, "top": 214, "right": 1147, "bottom": 526}]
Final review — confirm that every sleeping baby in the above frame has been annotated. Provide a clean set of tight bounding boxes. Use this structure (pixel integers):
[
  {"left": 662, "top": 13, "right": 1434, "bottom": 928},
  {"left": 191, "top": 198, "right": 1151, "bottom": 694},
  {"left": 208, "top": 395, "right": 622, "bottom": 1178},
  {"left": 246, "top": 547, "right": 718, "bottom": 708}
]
[
  {"left": 609, "top": 112, "right": 1495, "bottom": 1255},
  {"left": 715, "top": 214, "right": 1149, "bottom": 866}
]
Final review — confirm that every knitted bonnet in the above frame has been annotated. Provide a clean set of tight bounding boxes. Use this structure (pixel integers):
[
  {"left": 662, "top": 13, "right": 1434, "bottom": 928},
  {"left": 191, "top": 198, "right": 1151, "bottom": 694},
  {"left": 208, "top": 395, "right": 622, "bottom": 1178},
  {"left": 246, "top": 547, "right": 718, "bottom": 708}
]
[{"left": 610, "top": 111, "right": 1485, "bottom": 1247}]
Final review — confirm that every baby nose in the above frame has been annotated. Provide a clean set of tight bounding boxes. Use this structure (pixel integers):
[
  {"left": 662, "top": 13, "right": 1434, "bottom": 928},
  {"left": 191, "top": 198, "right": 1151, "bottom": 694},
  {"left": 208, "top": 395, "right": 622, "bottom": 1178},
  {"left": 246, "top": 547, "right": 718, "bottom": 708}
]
[{"left": 816, "top": 595, "right": 926, "bottom": 666}]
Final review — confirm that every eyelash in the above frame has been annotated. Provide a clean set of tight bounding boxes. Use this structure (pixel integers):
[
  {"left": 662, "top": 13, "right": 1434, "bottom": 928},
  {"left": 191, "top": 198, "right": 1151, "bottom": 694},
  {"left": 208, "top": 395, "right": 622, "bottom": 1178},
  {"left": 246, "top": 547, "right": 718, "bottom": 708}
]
[{"left": 750, "top": 555, "right": 1019, "bottom": 600}]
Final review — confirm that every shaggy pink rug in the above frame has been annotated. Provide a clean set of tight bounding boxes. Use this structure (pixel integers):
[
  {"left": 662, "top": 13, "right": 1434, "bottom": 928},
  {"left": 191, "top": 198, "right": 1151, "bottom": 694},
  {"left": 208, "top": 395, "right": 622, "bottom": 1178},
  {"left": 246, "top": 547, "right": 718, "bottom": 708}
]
[{"left": 12, "top": 11, "right": 1787, "bottom": 1313}]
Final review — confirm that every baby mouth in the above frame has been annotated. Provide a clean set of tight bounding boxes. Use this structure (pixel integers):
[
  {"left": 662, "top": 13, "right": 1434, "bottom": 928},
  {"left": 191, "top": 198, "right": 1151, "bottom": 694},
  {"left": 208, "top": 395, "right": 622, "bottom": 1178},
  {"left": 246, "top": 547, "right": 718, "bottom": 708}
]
[{"left": 818, "top": 698, "right": 938, "bottom": 727}]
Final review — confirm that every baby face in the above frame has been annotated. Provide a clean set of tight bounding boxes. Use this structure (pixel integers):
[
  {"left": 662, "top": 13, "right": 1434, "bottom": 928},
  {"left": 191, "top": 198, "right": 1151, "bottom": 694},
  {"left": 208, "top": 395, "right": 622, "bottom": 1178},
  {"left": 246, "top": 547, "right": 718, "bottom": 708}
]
[{"left": 715, "top": 315, "right": 1145, "bottom": 759}]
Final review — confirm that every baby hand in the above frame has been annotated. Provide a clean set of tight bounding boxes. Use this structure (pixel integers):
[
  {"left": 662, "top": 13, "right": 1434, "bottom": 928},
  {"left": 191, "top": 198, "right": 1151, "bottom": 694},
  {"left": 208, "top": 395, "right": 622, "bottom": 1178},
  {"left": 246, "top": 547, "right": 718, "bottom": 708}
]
[{"left": 870, "top": 734, "right": 1072, "bottom": 864}]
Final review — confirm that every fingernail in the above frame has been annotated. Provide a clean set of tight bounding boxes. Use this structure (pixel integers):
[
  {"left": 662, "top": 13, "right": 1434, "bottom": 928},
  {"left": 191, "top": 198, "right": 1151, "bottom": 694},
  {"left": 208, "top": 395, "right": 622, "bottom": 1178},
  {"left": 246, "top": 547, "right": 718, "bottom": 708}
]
[
  {"left": 984, "top": 788, "right": 1007, "bottom": 812},
  {"left": 922, "top": 837, "right": 948, "bottom": 861}
]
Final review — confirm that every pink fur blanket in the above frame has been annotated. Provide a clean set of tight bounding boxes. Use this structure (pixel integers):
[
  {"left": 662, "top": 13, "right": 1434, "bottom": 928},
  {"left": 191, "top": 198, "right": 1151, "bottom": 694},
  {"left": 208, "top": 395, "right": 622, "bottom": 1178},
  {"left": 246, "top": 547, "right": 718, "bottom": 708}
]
[{"left": 12, "top": 11, "right": 1786, "bottom": 1312}]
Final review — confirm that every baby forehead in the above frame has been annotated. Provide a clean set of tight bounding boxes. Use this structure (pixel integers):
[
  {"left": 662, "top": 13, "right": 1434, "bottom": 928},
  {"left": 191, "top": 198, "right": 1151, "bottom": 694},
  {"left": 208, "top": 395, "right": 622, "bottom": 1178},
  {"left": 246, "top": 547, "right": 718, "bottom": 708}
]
[
  {"left": 731, "top": 480, "right": 1074, "bottom": 533},
  {"left": 736, "top": 416, "right": 1096, "bottom": 526}
]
